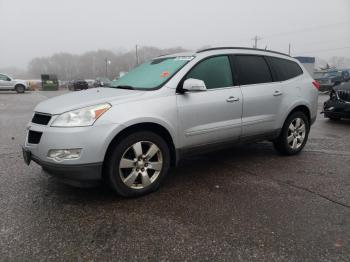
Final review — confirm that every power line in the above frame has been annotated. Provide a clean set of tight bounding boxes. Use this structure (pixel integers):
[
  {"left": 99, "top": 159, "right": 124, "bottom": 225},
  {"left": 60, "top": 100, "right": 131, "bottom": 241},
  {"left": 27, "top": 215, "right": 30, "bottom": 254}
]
[
  {"left": 295, "top": 37, "right": 350, "bottom": 47},
  {"left": 263, "top": 21, "right": 350, "bottom": 39},
  {"left": 229, "top": 21, "right": 350, "bottom": 45},
  {"left": 295, "top": 46, "right": 350, "bottom": 55}
]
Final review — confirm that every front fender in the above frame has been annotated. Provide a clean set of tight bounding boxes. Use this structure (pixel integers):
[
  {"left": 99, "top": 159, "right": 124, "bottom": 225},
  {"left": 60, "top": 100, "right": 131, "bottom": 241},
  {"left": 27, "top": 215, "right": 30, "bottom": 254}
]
[
  {"left": 121, "top": 117, "right": 178, "bottom": 145},
  {"left": 96, "top": 96, "right": 179, "bottom": 147}
]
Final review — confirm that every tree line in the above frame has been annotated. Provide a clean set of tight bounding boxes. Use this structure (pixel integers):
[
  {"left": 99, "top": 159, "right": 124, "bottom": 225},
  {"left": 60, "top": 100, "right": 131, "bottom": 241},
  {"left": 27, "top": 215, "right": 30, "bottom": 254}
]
[{"left": 27, "top": 46, "right": 187, "bottom": 80}]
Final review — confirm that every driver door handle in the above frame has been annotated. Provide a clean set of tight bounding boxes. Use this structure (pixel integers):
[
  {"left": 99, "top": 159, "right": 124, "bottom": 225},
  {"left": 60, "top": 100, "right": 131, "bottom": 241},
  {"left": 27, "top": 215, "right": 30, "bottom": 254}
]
[{"left": 226, "top": 96, "right": 240, "bottom": 103}]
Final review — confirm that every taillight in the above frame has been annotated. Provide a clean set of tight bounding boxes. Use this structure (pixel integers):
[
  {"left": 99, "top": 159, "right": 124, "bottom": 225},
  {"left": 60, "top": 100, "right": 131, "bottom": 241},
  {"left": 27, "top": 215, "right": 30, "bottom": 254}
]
[{"left": 312, "top": 80, "right": 320, "bottom": 90}]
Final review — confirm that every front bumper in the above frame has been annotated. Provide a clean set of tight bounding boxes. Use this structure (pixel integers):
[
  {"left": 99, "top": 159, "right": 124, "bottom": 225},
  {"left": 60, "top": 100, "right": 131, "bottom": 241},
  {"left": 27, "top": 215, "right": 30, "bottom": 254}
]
[
  {"left": 323, "top": 100, "right": 350, "bottom": 119},
  {"left": 22, "top": 119, "right": 124, "bottom": 186},
  {"left": 25, "top": 148, "right": 103, "bottom": 186}
]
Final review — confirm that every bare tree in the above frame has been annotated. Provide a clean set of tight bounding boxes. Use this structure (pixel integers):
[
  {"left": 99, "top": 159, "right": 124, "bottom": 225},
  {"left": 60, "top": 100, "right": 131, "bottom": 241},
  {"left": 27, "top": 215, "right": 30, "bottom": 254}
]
[{"left": 26, "top": 46, "right": 187, "bottom": 80}]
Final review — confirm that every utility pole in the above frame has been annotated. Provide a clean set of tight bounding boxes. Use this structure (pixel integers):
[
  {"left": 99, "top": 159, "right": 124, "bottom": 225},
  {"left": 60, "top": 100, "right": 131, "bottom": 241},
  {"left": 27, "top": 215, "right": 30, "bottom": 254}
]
[
  {"left": 252, "top": 35, "right": 262, "bottom": 49},
  {"left": 135, "top": 45, "right": 139, "bottom": 66}
]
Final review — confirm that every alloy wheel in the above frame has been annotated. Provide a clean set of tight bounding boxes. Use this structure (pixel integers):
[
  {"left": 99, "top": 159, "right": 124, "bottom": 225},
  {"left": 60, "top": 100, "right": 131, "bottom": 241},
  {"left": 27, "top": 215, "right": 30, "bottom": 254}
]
[
  {"left": 119, "top": 141, "right": 163, "bottom": 190},
  {"left": 287, "top": 118, "right": 306, "bottom": 150}
]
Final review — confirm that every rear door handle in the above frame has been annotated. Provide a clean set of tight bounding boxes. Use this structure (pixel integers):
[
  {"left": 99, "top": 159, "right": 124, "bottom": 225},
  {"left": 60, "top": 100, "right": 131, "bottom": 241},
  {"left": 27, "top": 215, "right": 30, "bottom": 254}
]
[
  {"left": 273, "top": 90, "right": 283, "bottom": 96},
  {"left": 226, "top": 96, "right": 240, "bottom": 103}
]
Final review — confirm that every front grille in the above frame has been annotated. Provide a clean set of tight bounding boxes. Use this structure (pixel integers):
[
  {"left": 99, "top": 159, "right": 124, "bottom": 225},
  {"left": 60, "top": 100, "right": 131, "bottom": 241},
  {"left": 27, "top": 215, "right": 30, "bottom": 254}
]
[
  {"left": 337, "top": 90, "right": 350, "bottom": 102},
  {"left": 28, "top": 130, "right": 42, "bottom": 144},
  {"left": 32, "top": 113, "right": 51, "bottom": 125}
]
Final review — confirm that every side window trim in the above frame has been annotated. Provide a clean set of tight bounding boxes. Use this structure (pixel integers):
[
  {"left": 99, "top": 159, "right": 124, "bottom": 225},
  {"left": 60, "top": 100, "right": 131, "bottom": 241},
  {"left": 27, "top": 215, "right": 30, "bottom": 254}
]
[
  {"left": 231, "top": 54, "right": 274, "bottom": 86},
  {"left": 264, "top": 56, "right": 280, "bottom": 82},
  {"left": 228, "top": 55, "right": 239, "bottom": 86},
  {"left": 177, "top": 54, "right": 238, "bottom": 92},
  {"left": 263, "top": 56, "right": 277, "bottom": 82}
]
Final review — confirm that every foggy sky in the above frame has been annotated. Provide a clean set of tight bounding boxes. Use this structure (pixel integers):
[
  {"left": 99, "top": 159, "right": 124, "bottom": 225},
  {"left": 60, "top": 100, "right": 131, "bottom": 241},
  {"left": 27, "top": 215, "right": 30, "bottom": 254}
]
[{"left": 0, "top": 0, "right": 349, "bottom": 69}]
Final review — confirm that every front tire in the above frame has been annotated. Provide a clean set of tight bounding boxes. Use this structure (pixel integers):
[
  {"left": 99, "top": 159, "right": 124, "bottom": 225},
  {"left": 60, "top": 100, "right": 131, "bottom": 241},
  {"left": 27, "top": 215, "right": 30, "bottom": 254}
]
[
  {"left": 273, "top": 112, "right": 310, "bottom": 155},
  {"left": 105, "top": 131, "right": 170, "bottom": 197},
  {"left": 15, "top": 85, "right": 25, "bottom": 93}
]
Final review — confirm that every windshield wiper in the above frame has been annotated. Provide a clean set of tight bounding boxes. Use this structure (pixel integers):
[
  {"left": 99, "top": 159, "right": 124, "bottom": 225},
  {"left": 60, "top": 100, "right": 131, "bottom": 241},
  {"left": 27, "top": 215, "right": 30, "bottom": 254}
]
[{"left": 114, "top": 85, "right": 135, "bottom": 90}]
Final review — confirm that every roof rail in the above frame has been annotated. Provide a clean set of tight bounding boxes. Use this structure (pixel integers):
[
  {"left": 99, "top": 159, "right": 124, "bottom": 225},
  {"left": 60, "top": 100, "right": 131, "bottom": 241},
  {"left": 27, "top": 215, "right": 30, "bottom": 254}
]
[{"left": 196, "top": 47, "right": 290, "bottom": 57}]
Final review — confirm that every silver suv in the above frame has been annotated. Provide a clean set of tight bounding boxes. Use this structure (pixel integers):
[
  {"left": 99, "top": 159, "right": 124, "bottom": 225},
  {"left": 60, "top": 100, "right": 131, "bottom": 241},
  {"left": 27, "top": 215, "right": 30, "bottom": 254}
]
[
  {"left": 23, "top": 47, "right": 319, "bottom": 197},
  {"left": 0, "top": 73, "right": 28, "bottom": 93}
]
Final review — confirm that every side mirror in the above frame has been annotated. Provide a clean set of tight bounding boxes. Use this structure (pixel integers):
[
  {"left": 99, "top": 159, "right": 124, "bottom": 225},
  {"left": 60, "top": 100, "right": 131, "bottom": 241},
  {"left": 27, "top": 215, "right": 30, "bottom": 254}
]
[{"left": 183, "top": 78, "right": 207, "bottom": 92}]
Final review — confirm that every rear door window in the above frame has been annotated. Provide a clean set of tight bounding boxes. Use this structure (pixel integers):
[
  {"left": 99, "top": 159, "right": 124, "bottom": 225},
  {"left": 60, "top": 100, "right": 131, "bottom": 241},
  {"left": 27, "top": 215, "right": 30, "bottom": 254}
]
[
  {"left": 234, "top": 55, "right": 272, "bottom": 85},
  {"left": 266, "top": 57, "right": 303, "bottom": 81}
]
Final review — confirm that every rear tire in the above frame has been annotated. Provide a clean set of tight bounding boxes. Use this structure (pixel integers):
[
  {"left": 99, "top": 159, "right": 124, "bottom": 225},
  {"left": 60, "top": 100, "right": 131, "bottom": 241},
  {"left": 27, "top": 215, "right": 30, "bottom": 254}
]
[
  {"left": 105, "top": 131, "right": 171, "bottom": 197},
  {"left": 15, "top": 85, "right": 25, "bottom": 93},
  {"left": 273, "top": 111, "right": 310, "bottom": 155}
]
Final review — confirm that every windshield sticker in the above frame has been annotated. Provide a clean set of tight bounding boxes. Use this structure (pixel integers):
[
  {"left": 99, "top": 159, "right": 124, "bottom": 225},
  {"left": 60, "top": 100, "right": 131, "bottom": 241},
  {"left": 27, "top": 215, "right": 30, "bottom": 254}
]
[
  {"left": 175, "top": 56, "right": 194, "bottom": 61},
  {"left": 160, "top": 71, "right": 170, "bottom": 78}
]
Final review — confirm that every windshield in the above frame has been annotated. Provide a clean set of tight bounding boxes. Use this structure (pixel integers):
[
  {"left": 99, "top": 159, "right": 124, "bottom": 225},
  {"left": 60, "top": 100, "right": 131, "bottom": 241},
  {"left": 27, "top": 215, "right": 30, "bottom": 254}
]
[{"left": 111, "top": 56, "right": 193, "bottom": 90}]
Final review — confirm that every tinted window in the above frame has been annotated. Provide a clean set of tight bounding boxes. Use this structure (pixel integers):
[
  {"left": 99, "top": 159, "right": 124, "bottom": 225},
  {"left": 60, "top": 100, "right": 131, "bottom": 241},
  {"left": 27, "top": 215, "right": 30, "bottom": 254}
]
[
  {"left": 0, "top": 74, "right": 8, "bottom": 81},
  {"left": 235, "top": 55, "right": 272, "bottom": 85},
  {"left": 185, "top": 56, "right": 233, "bottom": 89},
  {"left": 266, "top": 57, "right": 303, "bottom": 81}
]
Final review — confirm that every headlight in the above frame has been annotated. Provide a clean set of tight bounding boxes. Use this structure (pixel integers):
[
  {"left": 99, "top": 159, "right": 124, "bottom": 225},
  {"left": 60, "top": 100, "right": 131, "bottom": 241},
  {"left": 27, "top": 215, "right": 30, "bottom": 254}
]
[{"left": 51, "top": 103, "right": 111, "bottom": 127}]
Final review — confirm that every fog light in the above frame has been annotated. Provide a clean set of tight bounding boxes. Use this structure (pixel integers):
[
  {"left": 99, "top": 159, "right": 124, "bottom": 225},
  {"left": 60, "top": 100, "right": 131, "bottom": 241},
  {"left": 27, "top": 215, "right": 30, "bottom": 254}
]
[{"left": 48, "top": 149, "right": 81, "bottom": 162}]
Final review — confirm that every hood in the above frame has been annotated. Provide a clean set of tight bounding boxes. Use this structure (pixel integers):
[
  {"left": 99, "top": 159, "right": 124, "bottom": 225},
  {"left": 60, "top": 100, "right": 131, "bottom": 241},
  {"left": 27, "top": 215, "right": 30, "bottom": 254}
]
[
  {"left": 316, "top": 76, "right": 335, "bottom": 81},
  {"left": 334, "top": 82, "right": 350, "bottom": 91},
  {"left": 35, "top": 88, "right": 146, "bottom": 114}
]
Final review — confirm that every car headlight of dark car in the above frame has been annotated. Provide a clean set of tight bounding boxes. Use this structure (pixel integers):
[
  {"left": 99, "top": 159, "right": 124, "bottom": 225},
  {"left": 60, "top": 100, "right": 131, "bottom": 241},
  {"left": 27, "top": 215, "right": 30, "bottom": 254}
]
[{"left": 330, "top": 90, "right": 338, "bottom": 101}]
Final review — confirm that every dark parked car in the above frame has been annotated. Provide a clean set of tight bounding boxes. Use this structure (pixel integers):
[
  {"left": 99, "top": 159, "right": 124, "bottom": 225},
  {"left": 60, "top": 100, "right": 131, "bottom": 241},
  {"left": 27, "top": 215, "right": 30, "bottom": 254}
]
[
  {"left": 316, "top": 70, "right": 350, "bottom": 91},
  {"left": 69, "top": 80, "right": 89, "bottom": 91},
  {"left": 323, "top": 82, "right": 350, "bottom": 120},
  {"left": 93, "top": 77, "right": 112, "bottom": 87}
]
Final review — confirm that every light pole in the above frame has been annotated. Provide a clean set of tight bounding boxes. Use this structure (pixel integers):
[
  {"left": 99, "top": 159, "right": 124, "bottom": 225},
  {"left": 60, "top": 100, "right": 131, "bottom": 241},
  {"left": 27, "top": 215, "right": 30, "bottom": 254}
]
[
  {"left": 105, "top": 58, "right": 111, "bottom": 78},
  {"left": 288, "top": 43, "right": 291, "bottom": 56},
  {"left": 136, "top": 45, "right": 139, "bottom": 66}
]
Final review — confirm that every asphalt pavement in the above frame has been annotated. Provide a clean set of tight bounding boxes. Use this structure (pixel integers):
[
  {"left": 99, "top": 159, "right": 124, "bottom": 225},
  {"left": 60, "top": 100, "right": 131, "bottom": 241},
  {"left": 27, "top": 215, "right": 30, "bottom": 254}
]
[{"left": 1, "top": 90, "right": 350, "bottom": 261}]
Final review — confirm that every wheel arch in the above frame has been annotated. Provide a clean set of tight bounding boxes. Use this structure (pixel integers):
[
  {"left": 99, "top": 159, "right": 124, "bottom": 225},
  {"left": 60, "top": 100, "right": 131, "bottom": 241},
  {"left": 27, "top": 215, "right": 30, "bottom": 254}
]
[
  {"left": 103, "top": 122, "right": 178, "bottom": 173},
  {"left": 286, "top": 104, "right": 311, "bottom": 125},
  {"left": 15, "top": 83, "right": 25, "bottom": 89}
]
